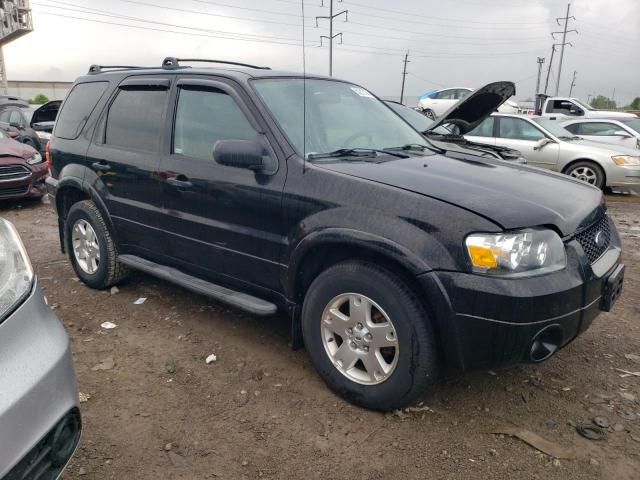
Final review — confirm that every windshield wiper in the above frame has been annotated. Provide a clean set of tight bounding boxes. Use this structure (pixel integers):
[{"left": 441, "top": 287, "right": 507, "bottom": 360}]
[
  {"left": 306, "top": 148, "right": 409, "bottom": 160},
  {"left": 384, "top": 143, "right": 428, "bottom": 152}
]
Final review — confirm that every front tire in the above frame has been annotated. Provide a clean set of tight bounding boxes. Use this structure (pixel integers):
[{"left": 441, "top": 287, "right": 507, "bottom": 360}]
[
  {"left": 65, "top": 200, "right": 129, "bottom": 289},
  {"left": 423, "top": 109, "right": 436, "bottom": 120},
  {"left": 564, "top": 161, "right": 605, "bottom": 190},
  {"left": 301, "top": 261, "right": 438, "bottom": 411}
]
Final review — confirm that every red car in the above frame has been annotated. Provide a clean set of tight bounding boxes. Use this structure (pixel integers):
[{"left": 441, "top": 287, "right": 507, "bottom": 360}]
[{"left": 0, "top": 128, "right": 48, "bottom": 200}]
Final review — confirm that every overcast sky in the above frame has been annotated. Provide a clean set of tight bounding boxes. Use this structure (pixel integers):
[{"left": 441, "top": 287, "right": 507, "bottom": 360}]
[{"left": 4, "top": 0, "right": 639, "bottom": 105}]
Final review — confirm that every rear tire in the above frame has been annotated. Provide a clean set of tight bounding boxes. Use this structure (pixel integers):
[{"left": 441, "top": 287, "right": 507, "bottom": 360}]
[
  {"left": 65, "top": 200, "right": 129, "bottom": 289},
  {"left": 564, "top": 161, "right": 605, "bottom": 190},
  {"left": 301, "top": 261, "right": 438, "bottom": 411}
]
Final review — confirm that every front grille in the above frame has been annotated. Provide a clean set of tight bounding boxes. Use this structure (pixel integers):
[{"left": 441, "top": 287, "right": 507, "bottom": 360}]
[
  {"left": 575, "top": 215, "right": 611, "bottom": 263},
  {"left": 0, "top": 185, "right": 29, "bottom": 197},
  {"left": 5, "top": 408, "right": 81, "bottom": 480},
  {"left": 0, "top": 164, "right": 31, "bottom": 182}
]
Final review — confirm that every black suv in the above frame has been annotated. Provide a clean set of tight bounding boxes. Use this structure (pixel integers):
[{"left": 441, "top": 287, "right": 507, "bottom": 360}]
[{"left": 47, "top": 58, "right": 624, "bottom": 411}]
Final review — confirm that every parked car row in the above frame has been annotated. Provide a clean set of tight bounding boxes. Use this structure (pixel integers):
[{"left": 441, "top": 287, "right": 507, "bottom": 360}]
[{"left": 417, "top": 86, "right": 519, "bottom": 119}]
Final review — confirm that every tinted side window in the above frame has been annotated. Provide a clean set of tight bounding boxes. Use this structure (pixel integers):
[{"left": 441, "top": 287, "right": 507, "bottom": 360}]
[
  {"left": 563, "top": 123, "right": 579, "bottom": 134},
  {"left": 467, "top": 117, "right": 494, "bottom": 137},
  {"left": 9, "top": 110, "right": 22, "bottom": 125},
  {"left": 499, "top": 117, "right": 544, "bottom": 141},
  {"left": 576, "top": 122, "right": 619, "bottom": 135},
  {"left": 55, "top": 82, "right": 109, "bottom": 139},
  {"left": 173, "top": 88, "right": 256, "bottom": 160},
  {"left": 105, "top": 88, "right": 167, "bottom": 152}
]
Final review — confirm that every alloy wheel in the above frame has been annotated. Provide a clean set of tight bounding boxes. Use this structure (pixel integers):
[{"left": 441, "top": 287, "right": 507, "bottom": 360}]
[
  {"left": 71, "top": 219, "right": 100, "bottom": 274},
  {"left": 569, "top": 166, "right": 598, "bottom": 185},
  {"left": 320, "top": 293, "right": 399, "bottom": 385}
]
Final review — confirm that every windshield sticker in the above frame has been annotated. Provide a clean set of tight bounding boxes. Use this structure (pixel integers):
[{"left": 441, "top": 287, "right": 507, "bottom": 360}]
[{"left": 351, "top": 87, "right": 374, "bottom": 98}]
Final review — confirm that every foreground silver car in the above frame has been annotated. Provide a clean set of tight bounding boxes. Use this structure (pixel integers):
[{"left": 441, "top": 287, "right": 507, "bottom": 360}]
[
  {"left": 466, "top": 113, "right": 640, "bottom": 190},
  {"left": 0, "top": 218, "right": 81, "bottom": 478}
]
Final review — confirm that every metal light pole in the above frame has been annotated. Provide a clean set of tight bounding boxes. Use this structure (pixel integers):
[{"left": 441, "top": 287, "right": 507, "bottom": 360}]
[
  {"left": 535, "top": 57, "right": 545, "bottom": 98},
  {"left": 400, "top": 51, "right": 409, "bottom": 104}
]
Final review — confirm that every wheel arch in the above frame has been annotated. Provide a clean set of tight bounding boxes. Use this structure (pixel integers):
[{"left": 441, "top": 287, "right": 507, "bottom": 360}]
[{"left": 55, "top": 177, "right": 115, "bottom": 251}]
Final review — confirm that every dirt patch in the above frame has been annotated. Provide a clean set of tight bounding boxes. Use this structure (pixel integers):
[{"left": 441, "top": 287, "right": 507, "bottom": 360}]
[{"left": 2, "top": 195, "right": 639, "bottom": 480}]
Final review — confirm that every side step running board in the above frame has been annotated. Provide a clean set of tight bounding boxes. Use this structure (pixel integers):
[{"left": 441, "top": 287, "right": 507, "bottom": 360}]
[{"left": 118, "top": 255, "right": 277, "bottom": 316}]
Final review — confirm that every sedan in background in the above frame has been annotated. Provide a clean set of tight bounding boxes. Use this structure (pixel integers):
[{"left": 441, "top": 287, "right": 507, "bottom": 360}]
[
  {"left": 465, "top": 113, "right": 640, "bottom": 190},
  {"left": 561, "top": 118, "right": 640, "bottom": 150},
  {"left": 0, "top": 128, "right": 48, "bottom": 201},
  {"left": 0, "top": 218, "right": 81, "bottom": 478},
  {"left": 417, "top": 86, "right": 518, "bottom": 119}
]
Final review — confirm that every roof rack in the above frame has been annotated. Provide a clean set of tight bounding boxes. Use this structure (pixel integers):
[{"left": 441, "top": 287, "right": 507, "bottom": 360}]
[
  {"left": 161, "top": 57, "right": 271, "bottom": 70},
  {"left": 88, "top": 65, "right": 148, "bottom": 75}
]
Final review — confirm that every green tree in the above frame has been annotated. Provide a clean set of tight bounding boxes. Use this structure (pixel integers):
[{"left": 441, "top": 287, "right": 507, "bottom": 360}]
[
  {"left": 29, "top": 93, "right": 49, "bottom": 104},
  {"left": 590, "top": 95, "right": 616, "bottom": 110},
  {"left": 629, "top": 97, "right": 640, "bottom": 110}
]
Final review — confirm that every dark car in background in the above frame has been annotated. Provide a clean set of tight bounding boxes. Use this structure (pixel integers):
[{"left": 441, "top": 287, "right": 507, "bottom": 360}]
[
  {"left": 0, "top": 100, "right": 61, "bottom": 154},
  {"left": 385, "top": 85, "right": 526, "bottom": 163},
  {"left": 0, "top": 128, "right": 48, "bottom": 201},
  {"left": 48, "top": 59, "right": 624, "bottom": 411}
]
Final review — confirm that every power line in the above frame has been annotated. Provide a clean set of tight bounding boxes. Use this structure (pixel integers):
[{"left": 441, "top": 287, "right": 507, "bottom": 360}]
[
  {"left": 32, "top": 10, "right": 313, "bottom": 48},
  {"left": 340, "top": 0, "right": 554, "bottom": 26}
]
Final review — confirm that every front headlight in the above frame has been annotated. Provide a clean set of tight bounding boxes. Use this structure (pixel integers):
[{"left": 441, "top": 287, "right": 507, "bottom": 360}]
[
  {"left": 27, "top": 152, "right": 43, "bottom": 165},
  {"left": 465, "top": 229, "right": 566, "bottom": 277},
  {"left": 35, "top": 130, "right": 52, "bottom": 141},
  {"left": 612, "top": 155, "right": 640, "bottom": 166},
  {"left": 0, "top": 218, "right": 34, "bottom": 321}
]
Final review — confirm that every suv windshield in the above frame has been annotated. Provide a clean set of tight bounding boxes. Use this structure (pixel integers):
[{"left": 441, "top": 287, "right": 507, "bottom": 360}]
[
  {"left": 620, "top": 118, "right": 640, "bottom": 134},
  {"left": 532, "top": 117, "right": 576, "bottom": 139},
  {"left": 253, "top": 78, "right": 429, "bottom": 158}
]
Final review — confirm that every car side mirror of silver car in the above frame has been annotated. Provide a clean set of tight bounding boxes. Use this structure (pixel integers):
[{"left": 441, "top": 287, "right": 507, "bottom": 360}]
[{"left": 533, "top": 138, "right": 555, "bottom": 151}]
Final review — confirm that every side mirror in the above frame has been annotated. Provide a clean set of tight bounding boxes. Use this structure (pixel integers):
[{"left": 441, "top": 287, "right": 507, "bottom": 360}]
[
  {"left": 533, "top": 138, "right": 555, "bottom": 151},
  {"left": 568, "top": 107, "right": 584, "bottom": 116},
  {"left": 613, "top": 130, "right": 631, "bottom": 138},
  {"left": 214, "top": 139, "right": 269, "bottom": 172}
]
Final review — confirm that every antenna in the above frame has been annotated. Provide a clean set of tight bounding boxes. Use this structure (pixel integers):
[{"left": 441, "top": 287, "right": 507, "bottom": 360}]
[{"left": 302, "top": 0, "right": 307, "bottom": 173}]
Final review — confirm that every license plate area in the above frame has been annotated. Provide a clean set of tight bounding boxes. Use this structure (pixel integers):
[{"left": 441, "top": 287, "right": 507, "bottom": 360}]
[{"left": 601, "top": 264, "right": 624, "bottom": 312}]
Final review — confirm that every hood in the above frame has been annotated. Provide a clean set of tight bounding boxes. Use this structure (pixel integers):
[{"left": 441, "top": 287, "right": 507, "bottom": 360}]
[
  {"left": 427, "top": 81, "right": 516, "bottom": 135},
  {"left": 317, "top": 153, "right": 602, "bottom": 236},
  {"left": 0, "top": 138, "right": 37, "bottom": 160}
]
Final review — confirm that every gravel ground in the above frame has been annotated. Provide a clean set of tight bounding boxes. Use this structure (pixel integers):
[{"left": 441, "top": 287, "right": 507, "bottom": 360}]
[{"left": 1, "top": 194, "right": 639, "bottom": 480}]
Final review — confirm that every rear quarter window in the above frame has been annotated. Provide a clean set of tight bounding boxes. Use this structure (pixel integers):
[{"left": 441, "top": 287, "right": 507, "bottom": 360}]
[{"left": 54, "top": 81, "right": 109, "bottom": 139}]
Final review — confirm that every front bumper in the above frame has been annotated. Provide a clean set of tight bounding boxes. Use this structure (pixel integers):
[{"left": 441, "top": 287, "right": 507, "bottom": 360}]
[
  {"left": 419, "top": 228, "right": 623, "bottom": 372},
  {"left": 0, "top": 162, "right": 48, "bottom": 200},
  {"left": 605, "top": 164, "right": 640, "bottom": 188},
  {"left": 0, "top": 281, "right": 81, "bottom": 479}
]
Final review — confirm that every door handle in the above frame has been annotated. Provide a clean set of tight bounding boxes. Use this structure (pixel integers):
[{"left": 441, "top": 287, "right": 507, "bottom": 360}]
[
  {"left": 92, "top": 161, "right": 111, "bottom": 172},
  {"left": 167, "top": 176, "right": 193, "bottom": 189}
]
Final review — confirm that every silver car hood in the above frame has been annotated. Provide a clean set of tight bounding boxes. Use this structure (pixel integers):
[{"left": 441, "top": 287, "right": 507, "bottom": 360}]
[{"left": 562, "top": 138, "right": 640, "bottom": 156}]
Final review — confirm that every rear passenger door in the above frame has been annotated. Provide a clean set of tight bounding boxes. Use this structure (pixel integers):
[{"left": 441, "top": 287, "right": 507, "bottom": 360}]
[
  {"left": 86, "top": 77, "right": 171, "bottom": 260},
  {"left": 159, "top": 77, "right": 286, "bottom": 292}
]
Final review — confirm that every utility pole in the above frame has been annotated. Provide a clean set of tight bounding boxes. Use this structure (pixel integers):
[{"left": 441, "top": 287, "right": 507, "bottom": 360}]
[
  {"left": 316, "top": 0, "right": 348, "bottom": 76},
  {"left": 568, "top": 70, "right": 577, "bottom": 96},
  {"left": 543, "top": 45, "right": 557, "bottom": 95},
  {"left": 535, "top": 57, "right": 545, "bottom": 99},
  {"left": 400, "top": 51, "right": 409, "bottom": 104},
  {"left": 552, "top": 3, "right": 578, "bottom": 96}
]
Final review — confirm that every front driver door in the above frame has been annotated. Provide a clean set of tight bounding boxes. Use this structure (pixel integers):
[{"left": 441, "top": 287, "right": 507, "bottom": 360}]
[
  {"left": 494, "top": 116, "right": 559, "bottom": 169},
  {"left": 159, "top": 77, "right": 286, "bottom": 292}
]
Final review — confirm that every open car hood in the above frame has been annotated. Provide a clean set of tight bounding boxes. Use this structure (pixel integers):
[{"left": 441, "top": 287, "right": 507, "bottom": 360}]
[{"left": 426, "top": 81, "right": 516, "bottom": 135}]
